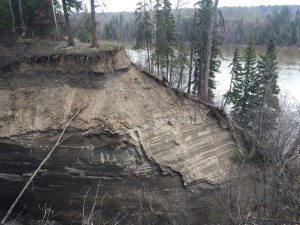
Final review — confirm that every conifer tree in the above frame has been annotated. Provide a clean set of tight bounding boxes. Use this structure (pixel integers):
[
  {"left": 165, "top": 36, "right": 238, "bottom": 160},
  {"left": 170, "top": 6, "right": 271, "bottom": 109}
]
[
  {"left": 134, "top": 0, "right": 153, "bottom": 71},
  {"left": 239, "top": 36, "right": 258, "bottom": 129},
  {"left": 153, "top": 0, "right": 163, "bottom": 76},
  {"left": 175, "top": 43, "right": 188, "bottom": 89},
  {"left": 223, "top": 48, "right": 244, "bottom": 115},
  {"left": 153, "top": 0, "right": 177, "bottom": 79},
  {"left": 208, "top": 26, "right": 222, "bottom": 99},
  {"left": 162, "top": 0, "right": 177, "bottom": 81},
  {"left": 227, "top": 36, "right": 280, "bottom": 137},
  {"left": 256, "top": 34, "right": 280, "bottom": 139}
]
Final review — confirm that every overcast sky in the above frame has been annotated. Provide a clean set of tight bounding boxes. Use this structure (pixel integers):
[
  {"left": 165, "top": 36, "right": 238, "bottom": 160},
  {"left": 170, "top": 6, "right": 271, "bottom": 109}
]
[{"left": 83, "top": 0, "right": 300, "bottom": 12}]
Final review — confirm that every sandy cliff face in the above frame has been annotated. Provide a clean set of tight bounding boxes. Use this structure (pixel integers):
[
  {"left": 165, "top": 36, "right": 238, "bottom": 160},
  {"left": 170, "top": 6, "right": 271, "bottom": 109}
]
[{"left": 0, "top": 43, "right": 240, "bottom": 224}]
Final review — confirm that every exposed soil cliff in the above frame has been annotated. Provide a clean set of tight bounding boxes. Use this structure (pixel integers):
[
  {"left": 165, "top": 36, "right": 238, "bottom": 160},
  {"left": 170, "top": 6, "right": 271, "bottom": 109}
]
[{"left": 0, "top": 41, "right": 242, "bottom": 224}]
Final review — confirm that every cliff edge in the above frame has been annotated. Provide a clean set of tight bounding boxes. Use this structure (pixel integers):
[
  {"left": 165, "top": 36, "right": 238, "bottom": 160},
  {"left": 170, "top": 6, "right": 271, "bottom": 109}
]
[{"left": 0, "top": 41, "right": 241, "bottom": 224}]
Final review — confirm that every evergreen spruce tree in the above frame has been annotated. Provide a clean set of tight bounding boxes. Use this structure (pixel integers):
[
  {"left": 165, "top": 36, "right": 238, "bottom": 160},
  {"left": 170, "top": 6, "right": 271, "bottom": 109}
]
[
  {"left": 208, "top": 26, "right": 222, "bottom": 99},
  {"left": 224, "top": 48, "right": 244, "bottom": 118},
  {"left": 153, "top": 0, "right": 163, "bottom": 76},
  {"left": 256, "top": 34, "right": 280, "bottom": 139},
  {"left": 103, "top": 22, "right": 113, "bottom": 40},
  {"left": 161, "top": 0, "right": 177, "bottom": 81},
  {"left": 0, "top": 0, "right": 13, "bottom": 34},
  {"left": 228, "top": 36, "right": 280, "bottom": 138},
  {"left": 175, "top": 43, "right": 188, "bottom": 89},
  {"left": 240, "top": 36, "right": 258, "bottom": 130},
  {"left": 153, "top": 0, "right": 177, "bottom": 79},
  {"left": 134, "top": 1, "right": 153, "bottom": 71}
]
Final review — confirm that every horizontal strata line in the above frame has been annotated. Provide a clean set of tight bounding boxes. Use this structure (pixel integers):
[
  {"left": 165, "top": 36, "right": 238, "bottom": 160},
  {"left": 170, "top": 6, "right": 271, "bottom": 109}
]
[
  {"left": 145, "top": 137, "right": 234, "bottom": 165},
  {"left": 192, "top": 141, "right": 236, "bottom": 161},
  {"left": 177, "top": 124, "right": 211, "bottom": 134},
  {"left": 143, "top": 128, "right": 226, "bottom": 155},
  {"left": 198, "top": 149, "right": 235, "bottom": 173},
  {"left": 141, "top": 130, "right": 174, "bottom": 143},
  {"left": 179, "top": 130, "right": 221, "bottom": 146},
  {"left": 150, "top": 144, "right": 235, "bottom": 176},
  {"left": 185, "top": 143, "right": 236, "bottom": 171},
  {"left": 141, "top": 123, "right": 213, "bottom": 141},
  {"left": 187, "top": 135, "right": 233, "bottom": 158}
]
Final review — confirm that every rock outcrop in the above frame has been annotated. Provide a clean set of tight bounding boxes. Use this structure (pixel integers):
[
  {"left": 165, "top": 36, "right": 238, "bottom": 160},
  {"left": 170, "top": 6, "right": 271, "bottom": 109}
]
[{"left": 0, "top": 42, "right": 240, "bottom": 224}]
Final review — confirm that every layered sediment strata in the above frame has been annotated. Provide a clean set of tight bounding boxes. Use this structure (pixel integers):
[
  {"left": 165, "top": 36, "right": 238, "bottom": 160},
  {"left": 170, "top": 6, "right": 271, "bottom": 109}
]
[{"left": 0, "top": 43, "right": 240, "bottom": 224}]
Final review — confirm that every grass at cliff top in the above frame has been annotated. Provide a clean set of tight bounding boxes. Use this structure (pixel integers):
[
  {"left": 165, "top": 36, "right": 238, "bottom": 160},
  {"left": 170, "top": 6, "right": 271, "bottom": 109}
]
[
  {"left": 33, "top": 39, "right": 123, "bottom": 55},
  {"left": 0, "top": 39, "right": 125, "bottom": 68}
]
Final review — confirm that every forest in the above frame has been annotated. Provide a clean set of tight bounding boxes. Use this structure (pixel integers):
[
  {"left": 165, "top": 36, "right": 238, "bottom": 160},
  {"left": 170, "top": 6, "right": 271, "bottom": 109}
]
[{"left": 0, "top": 0, "right": 300, "bottom": 224}]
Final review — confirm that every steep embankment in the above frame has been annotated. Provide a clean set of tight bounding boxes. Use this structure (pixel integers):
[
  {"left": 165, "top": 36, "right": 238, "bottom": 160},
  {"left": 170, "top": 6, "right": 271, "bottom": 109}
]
[{"left": 0, "top": 41, "right": 241, "bottom": 224}]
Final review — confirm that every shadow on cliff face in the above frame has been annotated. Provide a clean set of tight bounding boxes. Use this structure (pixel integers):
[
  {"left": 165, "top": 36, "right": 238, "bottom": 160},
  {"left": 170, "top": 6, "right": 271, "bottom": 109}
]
[
  {"left": 0, "top": 71, "right": 115, "bottom": 91},
  {"left": 0, "top": 137, "right": 217, "bottom": 225}
]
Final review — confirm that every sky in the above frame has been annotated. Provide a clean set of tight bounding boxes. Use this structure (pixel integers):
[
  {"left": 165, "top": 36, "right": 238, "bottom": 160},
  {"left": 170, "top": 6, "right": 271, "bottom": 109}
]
[{"left": 84, "top": 0, "right": 300, "bottom": 13}]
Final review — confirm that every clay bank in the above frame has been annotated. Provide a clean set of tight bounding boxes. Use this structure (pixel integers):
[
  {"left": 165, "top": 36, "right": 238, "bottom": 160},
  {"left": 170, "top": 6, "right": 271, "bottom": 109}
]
[{"left": 0, "top": 41, "right": 245, "bottom": 224}]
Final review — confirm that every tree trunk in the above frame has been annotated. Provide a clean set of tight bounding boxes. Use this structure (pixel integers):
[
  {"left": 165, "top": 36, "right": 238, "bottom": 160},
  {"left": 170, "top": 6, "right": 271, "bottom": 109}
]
[
  {"left": 149, "top": 1, "right": 155, "bottom": 73},
  {"left": 166, "top": 50, "right": 169, "bottom": 81},
  {"left": 51, "top": 0, "right": 58, "bottom": 40},
  {"left": 146, "top": 41, "right": 151, "bottom": 71},
  {"left": 91, "top": 0, "right": 98, "bottom": 47},
  {"left": 257, "top": 90, "right": 267, "bottom": 139},
  {"left": 156, "top": 54, "right": 160, "bottom": 77},
  {"left": 62, "top": 0, "right": 75, "bottom": 46},
  {"left": 169, "top": 53, "right": 174, "bottom": 86},
  {"left": 17, "top": 0, "right": 26, "bottom": 37},
  {"left": 177, "top": 62, "right": 184, "bottom": 90},
  {"left": 203, "top": 0, "right": 219, "bottom": 101},
  {"left": 145, "top": 0, "right": 151, "bottom": 71},
  {"left": 198, "top": 51, "right": 204, "bottom": 98},
  {"left": 222, "top": 70, "right": 234, "bottom": 109},
  {"left": 8, "top": 0, "right": 15, "bottom": 36},
  {"left": 187, "top": 8, "right": 196, "bottom": 94}
]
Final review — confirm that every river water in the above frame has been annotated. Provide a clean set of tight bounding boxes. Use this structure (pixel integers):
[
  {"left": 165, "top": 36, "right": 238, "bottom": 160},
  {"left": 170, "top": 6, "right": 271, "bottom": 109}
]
[
  {"left": 217, "top": 45, "right": 300, "bottom": 103},
  {"left": 128, "top": 46, "right": 300, "bottom": 102}
]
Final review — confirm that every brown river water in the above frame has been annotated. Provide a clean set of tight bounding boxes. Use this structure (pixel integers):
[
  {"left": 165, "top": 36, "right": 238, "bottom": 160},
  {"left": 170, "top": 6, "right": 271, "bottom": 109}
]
[{"left": 217, "top": 45, "right": 300, "bottom": 103}]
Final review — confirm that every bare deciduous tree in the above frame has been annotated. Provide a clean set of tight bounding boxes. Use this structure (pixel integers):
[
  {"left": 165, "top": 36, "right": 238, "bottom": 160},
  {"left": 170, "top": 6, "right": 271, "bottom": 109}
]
[
  {"left": 90, "top": 0, "right": 98, "bottom": 48},
  {"left": 216, "top": 94, "right": 300, "bottom": 225},
  {"left": 203, "top": 0, "right": 219, "bottom": 101},
  {"left": 62, "top": 0, "right": 75, "bottom": 46},
  {"left": 51, "top": 0, "right": 58, "bottom": 39},
  {"left": 8, "top": 0, "right": 15, "bottom": 36},
  {"left": 17, "top": 0, "right": 26, "bottom": 37}
]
